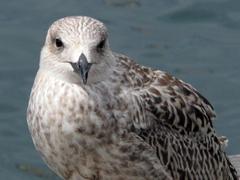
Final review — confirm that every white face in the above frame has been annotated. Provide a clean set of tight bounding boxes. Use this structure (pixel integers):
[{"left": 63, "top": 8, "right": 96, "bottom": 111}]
[{"left": 40, "top": 16, "right": 115, "bottom": 85}]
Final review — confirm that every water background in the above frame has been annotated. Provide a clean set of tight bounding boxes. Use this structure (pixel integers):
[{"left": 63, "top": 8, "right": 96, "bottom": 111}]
[{"left": 0, "top": 0, "right": 240, "bottom": 179}]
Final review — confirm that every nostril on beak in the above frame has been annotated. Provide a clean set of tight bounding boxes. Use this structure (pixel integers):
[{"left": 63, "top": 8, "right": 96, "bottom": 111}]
[{"left": 70, "top": 53, "right": 92, "bottom": 84}]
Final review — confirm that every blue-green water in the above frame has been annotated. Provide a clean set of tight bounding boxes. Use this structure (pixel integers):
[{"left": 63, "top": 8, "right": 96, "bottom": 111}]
[{"left": 0, "top": 0, "right": 240, "bottom": 179}]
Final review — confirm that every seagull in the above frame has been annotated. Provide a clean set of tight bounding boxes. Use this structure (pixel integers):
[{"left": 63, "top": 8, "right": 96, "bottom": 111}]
[{"left": 27, "top": 16, "right": 237, "bottom": 180}]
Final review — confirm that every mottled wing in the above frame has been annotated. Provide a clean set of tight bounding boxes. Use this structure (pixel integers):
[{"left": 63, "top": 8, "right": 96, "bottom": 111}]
[
  {"left": 115, "top": 53, "right": 238, "bottom": 179},
  {"left": 116, "top": 53, "right": 216, "bottom": 136}
]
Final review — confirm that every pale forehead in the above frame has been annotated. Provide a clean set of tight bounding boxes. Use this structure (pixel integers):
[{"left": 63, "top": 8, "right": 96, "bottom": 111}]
[{"left": 48, "top": 16, "right": 107, "bottom": 41}]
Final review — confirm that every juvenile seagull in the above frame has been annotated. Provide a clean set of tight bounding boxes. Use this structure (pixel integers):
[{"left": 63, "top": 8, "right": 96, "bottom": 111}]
[{"left": 27, "top": 16, "right": 237, "bottom": 180}]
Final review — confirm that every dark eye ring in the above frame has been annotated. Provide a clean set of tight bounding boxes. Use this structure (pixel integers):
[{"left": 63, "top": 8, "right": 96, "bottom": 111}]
[
  {"left": 55, "top": 38, "right": 64, "bottom": 48},
  {"left": 96, "top": 39, "right": 106, "bottom": 51}
]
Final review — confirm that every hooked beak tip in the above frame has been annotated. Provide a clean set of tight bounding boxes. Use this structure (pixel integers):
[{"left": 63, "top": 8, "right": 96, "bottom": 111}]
[{"left": 81, "top": 72, "right": 88, "bottom": 85}]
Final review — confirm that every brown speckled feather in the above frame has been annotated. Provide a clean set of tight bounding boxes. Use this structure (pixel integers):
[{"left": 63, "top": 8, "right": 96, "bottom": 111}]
[{"left": 113, "top": 53, "right": 237, "bottom": 180}]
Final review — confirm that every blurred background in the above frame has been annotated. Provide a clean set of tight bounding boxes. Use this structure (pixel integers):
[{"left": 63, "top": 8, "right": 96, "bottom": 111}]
[{"left": 0, "top": 0, "right": 240, "bottom": 179}]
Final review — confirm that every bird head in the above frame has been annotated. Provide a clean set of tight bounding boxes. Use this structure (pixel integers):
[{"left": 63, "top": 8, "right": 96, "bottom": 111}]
[{"left": 40, "top": 16, "right": 115, "bottom": 85}]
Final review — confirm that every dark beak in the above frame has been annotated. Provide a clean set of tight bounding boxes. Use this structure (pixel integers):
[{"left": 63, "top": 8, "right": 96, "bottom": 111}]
[{"left": 70, "top": 53, "right": 92, "bottom": 84}]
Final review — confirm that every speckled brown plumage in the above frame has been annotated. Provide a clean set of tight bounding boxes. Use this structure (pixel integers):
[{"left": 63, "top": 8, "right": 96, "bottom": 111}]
[{"left": 27, "top": 16, "right": 237, "bottom": 180}]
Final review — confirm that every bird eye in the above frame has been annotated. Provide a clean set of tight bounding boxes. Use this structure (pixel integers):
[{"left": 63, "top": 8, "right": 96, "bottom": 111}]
[
  {"left": 55, "top": 38, "right": 64, "bottom": 48},
  {"left": 96, "top": 39, "right": 106, "bottom": 52}
]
